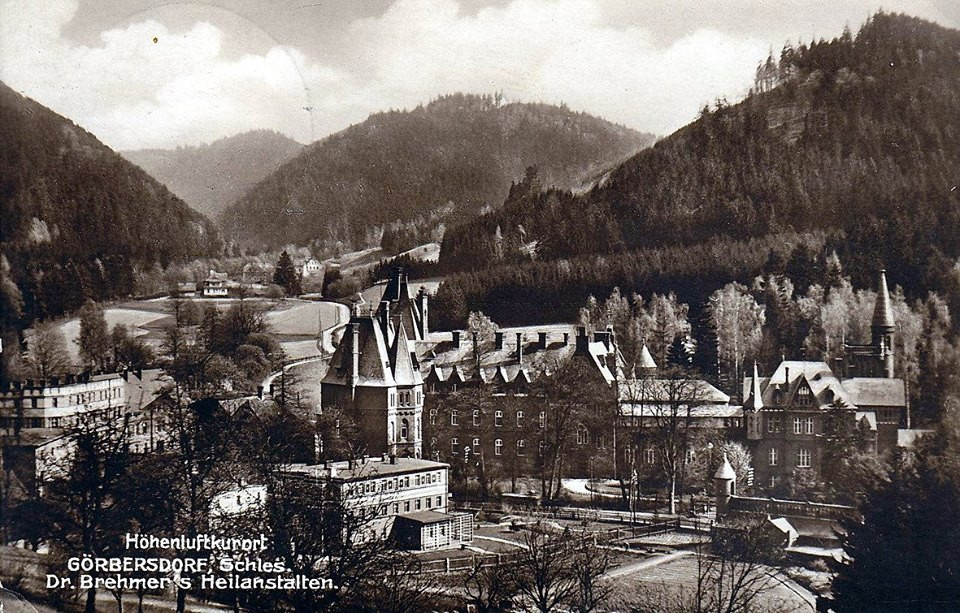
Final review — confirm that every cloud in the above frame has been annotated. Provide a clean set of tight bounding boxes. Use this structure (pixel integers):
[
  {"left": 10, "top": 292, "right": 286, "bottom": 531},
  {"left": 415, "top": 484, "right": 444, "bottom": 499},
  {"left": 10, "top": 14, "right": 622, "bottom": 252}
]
[{"left": 0, "top": 0, "right": 768, "bottom": 149}]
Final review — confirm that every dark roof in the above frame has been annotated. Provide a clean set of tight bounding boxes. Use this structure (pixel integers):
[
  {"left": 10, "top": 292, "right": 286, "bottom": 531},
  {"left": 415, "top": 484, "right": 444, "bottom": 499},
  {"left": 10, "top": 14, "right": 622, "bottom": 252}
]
[
  {"left": 394, "top": 510, "right": 454, "bottom": 525},
  {"left": 844, "top": 378, "right": 906, "bottom": 407},
  {"left": 389, "top": 319, "right": 422, "bottom": 387},
  {"left": 323, "top": 316, "right": 396, "bottom": 387}
]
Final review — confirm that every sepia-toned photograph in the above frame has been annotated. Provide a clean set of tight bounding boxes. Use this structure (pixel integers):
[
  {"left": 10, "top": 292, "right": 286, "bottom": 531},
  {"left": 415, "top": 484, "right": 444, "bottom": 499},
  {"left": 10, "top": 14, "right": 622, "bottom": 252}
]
[{"left": 2, "top": 1, "right": 960, "bottom": 611}]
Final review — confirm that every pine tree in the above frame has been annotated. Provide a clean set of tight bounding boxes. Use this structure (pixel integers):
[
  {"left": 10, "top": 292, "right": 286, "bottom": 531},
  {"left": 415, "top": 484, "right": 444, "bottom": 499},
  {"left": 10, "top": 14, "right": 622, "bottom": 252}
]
[{"left": 273, "top": 251, "right": 303, "bottom": 296}]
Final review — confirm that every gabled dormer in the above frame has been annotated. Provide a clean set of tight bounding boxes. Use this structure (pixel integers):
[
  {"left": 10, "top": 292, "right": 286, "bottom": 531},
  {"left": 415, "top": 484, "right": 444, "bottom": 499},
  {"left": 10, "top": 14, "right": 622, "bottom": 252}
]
[{"left": 790, "top": 377, "right": 815, "bottom": 408}]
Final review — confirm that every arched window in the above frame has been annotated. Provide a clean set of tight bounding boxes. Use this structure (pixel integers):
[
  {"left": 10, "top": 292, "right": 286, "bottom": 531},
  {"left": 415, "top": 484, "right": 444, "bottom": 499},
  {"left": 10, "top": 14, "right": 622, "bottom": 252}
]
[
  {"left": 576, "top": 425, "right": 588, "bottom": 445},
  {"left": 400, "top": 418, "right": 409, "bottom": 441},
  {"left": 495, "top": 439, "right": 503, "bottom": 455}
]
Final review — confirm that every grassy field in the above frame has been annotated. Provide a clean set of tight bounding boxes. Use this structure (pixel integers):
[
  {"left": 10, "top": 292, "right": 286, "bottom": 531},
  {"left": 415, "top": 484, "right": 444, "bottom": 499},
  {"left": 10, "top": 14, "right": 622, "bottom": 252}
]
[{"left": 50, "top": 298, "right": 347, "bottom": 367}]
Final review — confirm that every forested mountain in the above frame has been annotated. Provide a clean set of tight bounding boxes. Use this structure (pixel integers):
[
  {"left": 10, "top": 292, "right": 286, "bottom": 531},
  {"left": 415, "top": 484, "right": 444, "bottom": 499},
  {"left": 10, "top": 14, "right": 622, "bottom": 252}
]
[
  {"left": 221, "top": 93, "right": 653, "bottom": 252},
  {"left": 123, "top": 130, "right": 303, "bottom": 219},
  {"left": 436, "top": 13, "right": 960, "bottom": 328},
  {"left": 0, "top": 80, "right": 219, "bottom": 372}
]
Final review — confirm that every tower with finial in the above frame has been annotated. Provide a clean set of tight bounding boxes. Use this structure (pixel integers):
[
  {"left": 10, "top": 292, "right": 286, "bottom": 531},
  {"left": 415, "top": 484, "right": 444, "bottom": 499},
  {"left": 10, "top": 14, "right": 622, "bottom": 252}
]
[
  {"left": 714, "top": 453, "right": 737, "bottom": 519},
  {"left": 871, "top": 269, "right": 896, "bottom": 379},
  {"left": 843, "top": 268, "right": 897, "bottom": 378},
  {"left": 744, "top": 362, "right": 764, "bottom": 440}
]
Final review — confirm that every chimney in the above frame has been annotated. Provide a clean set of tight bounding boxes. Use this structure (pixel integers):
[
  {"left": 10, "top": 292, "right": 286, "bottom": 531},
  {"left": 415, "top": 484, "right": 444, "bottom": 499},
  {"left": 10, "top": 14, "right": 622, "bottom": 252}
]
[
  {"left": 379, "top": 300, "right": 391, "bottom": 338},
  {"left": 576, "top": 326, "right": 589, "bottom": 353},
  {"left": 595, "top": 331, "right": 610, "bottom": 351},
  {"left": 495, "top": 331, "right": 504, "bottom": 350},
  {"left": 538, "top": 332, "right": 547, "bottom": 349},
  {"left": 389, "top": 455, "right": 397, "bottom": 465},
  {"left": 452, "top": 330, "right": 460, "bottom": 348},
  {"left": 563, "top": 332, "right": 569, "bottom": 346},
  {"left": 351, "top": 323, "right": 360, "bottom": 389},
  {"left": 516, "top": 332, "right": 524, "bottom": 364},
  {"left": 257, "top": 386, "right": 263, "bottom": 399},
  {"left": 785, "top": 366, "right": 790, "bottom": 385},
  {"left": 418, "top": 290, "right": 429, "bottom": 337}
]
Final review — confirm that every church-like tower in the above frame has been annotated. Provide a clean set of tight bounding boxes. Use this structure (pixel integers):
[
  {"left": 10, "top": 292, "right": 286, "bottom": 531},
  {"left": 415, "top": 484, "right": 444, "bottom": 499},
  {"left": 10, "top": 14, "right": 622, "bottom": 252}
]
[
  {"left": 320, "top": 310, "right": 423, "bottom": 458},
  {"left": 871, "top": 269, "right": 896, "bottom": 379},
  {"left": 844, "top": 268, "right": 896, "bottom": 379}
]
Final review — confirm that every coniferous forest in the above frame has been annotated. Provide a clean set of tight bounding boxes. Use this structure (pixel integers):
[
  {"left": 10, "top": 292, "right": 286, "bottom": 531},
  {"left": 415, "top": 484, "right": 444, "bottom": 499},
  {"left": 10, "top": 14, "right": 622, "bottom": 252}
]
[
  {"left": 0, "top": 81, "right": 220, "bottom": 371},
  {"left": 436, "top": 13, "right": 960, "bottom": 332},
  {"left": 221, "top": 93, "right": 654, "bottom": 252}
]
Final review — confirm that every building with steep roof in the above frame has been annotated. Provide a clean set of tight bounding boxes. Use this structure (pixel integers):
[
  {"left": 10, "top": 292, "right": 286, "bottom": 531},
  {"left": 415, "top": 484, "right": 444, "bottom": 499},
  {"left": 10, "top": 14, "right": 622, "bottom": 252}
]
[
  {"left": 741, "top": 270, "right": 907, "bottom": 490},
  {"left": 321, "top": 301, "right": 424, "bottom": 458}
]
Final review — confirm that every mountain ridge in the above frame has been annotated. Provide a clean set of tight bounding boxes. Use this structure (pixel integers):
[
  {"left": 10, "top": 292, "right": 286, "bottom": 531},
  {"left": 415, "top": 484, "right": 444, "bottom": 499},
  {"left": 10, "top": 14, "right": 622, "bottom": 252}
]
[
  {"left": 221, "top": 93, "right": 655, "bottom": 252},
  {"left": 122, "top": 129, "right": 304, "bottom": 220}
]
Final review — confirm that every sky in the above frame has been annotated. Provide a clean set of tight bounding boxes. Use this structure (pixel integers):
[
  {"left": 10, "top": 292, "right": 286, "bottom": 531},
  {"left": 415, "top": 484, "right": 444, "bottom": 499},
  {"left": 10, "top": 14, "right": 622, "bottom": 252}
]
[{"left": 2, "top": 0, "right": 958, "bottom": 151}]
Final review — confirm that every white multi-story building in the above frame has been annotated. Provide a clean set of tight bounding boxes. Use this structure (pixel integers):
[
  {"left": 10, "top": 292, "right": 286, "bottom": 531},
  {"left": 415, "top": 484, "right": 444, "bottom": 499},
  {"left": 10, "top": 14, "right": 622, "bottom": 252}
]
[
  {"left": 0, "top": 373, "right": 125, "bottom": 435},
  {"left": 281, "top": 455, "right": 472, "bottom": 551}
]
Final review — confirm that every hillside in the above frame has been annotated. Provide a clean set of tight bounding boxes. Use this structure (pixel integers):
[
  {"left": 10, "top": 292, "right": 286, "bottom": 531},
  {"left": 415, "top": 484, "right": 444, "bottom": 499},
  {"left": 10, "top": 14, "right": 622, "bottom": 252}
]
[
  {"left": 123, "top": 130, "right": 303, "bottom": 219},
  {"left": 434, "top": 13, "right": 960, "bottom": 326},
  {"left": 0, "top": 81, "right": 220, "bottom": 328},
  {"left": 221, "top": 93, "right": 654, "bottom": 252}
]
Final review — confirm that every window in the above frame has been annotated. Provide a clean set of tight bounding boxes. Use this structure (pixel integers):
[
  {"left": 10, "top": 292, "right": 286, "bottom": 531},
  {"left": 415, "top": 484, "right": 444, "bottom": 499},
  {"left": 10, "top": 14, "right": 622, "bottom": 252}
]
[
  {"left": 539, "top": 411, "right": 546, "bottom": 428},
  {"left": 796, "top": 448, "right": 811, "bottom": 468},
  {"left": 430, "top": 437, "right": 436, "bottom": 451},
  {"left": 495, "top": 439, "right": 503, "bottom": 456},
  {"left": 404, "top": 501, "right": 410, "bottom": 512},
  {"left": 805, "top": 417, "right": 815, "bottom": 434},
  {"left": 472, "top": 437, "right": 480, "bottom": 448},
  {"left": 685, "top": 448, "right": 695, "bottom": 464},
  {"left": 451, "top": 437, "right": 459, "bottom": 453},
  {"left": 390, "top": 392, "right": 395, "bottom": 407},
  {"left": 796, "top": 385, "right": 812, "bottom": 405},
  {"left": 576, "top": 425, "right": 588, "bottom": 445},
  {"left": 767, "top": 415, "right": 782, "bottom": 433},
  {"left": 437, "top": 496, "right": 442, "bottom": 507},
  {"left": 400, "top": 418, "right": 409, "bottom": 441},
  {"left": 768, "top": 447, "right": 779, "bottom": 466},
  {"left": 517, "top": 411, "right": 524, "bottom": 427},
  {"left": 417, "top": 390, "right": 421, "bottom": 404},
  {"left": 517, "top": 439, "right": 526, "bottom": 455},
  {"left": 451, "top": 410, "right": 459, "bottom": 426},
  {"left": 645, "top": 448, "right": 656, "bottom": 465},
  {"left": 473, "top": 410, "right": 480, "bottom": 426},
  {"left": 416, "top": 499, "right": 422, "bottom": 510},
  {"left": 539, "top": 441, "right": 546, "bottom": 456},
  {"left": 769, "top": 475, "right": 780, "bottom": 488},
  {"left": 495, "top": 410, "right": 503, "bottom": 427},
  {"left": 597, "top": 434, "right": 606, "bottom": 449},
  {"left": 426, "top": 497, "right": 432, "bottom": 508},
  {"left": 793, "top": 417, "right": 803, "bottom": 434},
  {"left": 429, "top": 409, "right": 436, "bottom": 425}
]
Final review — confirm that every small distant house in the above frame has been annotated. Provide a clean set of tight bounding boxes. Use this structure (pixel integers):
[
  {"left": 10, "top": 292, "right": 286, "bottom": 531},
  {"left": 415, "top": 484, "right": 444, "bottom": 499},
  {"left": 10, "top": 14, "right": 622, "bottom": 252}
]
[
  {"left": 203, "top": 270, "right": 230, "bottom": 297},
  {"left": 301, "top": 258, "right": 323, "bottom": 279},
  {"left": 174, "top": 281, "right": 197, "bottom": 296}
]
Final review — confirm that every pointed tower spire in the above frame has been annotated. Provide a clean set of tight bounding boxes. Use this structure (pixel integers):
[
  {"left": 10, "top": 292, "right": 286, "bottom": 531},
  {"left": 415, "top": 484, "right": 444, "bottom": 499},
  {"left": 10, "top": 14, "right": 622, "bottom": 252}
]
[
  {"left": 871, "top": 268, "right": 896, "bottom": 378},
  {"left": 872, "top": 269, "right": 895, "bottom": 331},
  {"left": 638, "top": 344, "right": 657, "bottom": 371},
  {"left": 746, "top": 361, "right": 763, "bottom": 411}
]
